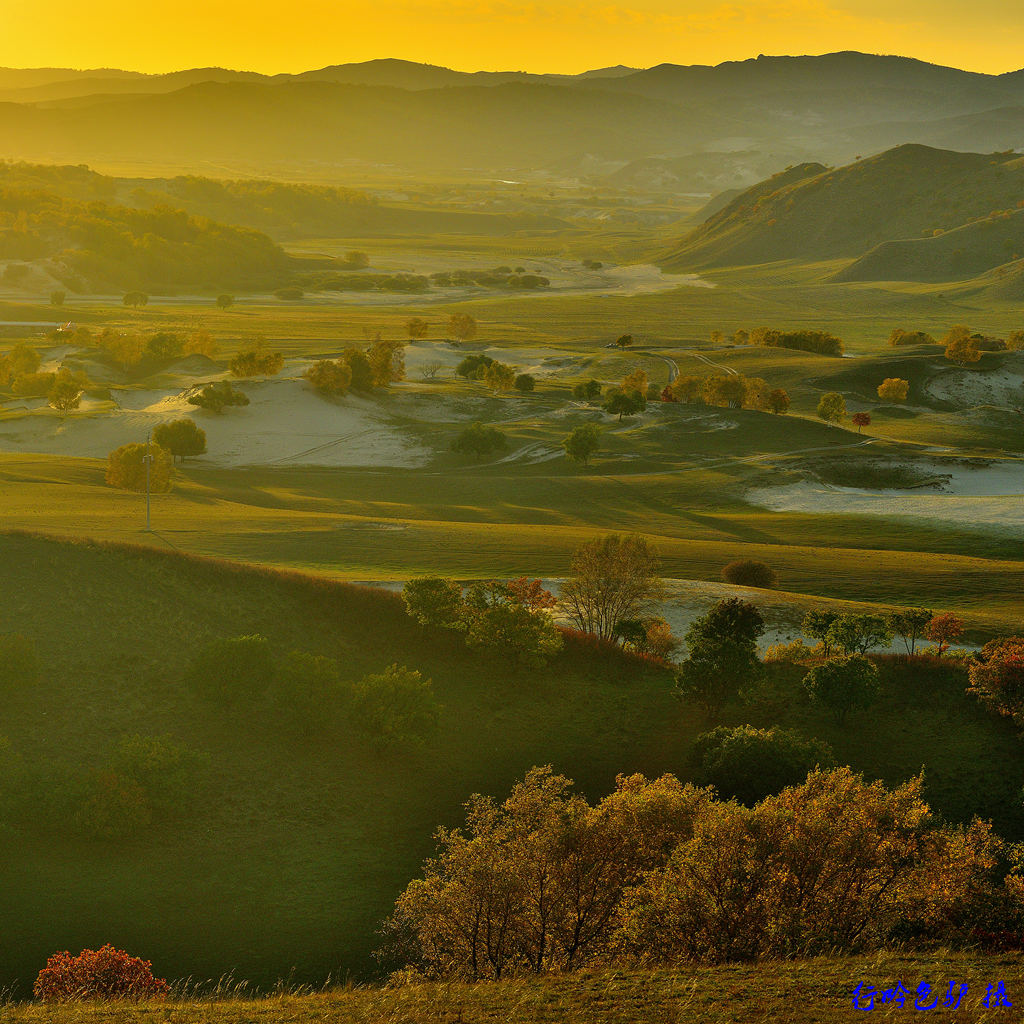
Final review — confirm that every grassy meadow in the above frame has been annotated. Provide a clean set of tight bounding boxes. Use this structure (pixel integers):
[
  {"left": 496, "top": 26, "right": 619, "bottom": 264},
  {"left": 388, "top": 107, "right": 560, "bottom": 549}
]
[{"left": 1, "top": 531, "right": 1023, "bottom": 995}]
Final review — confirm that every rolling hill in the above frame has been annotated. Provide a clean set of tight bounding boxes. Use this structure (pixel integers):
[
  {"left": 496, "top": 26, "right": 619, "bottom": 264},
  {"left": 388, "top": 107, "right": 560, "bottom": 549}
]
[{"left": 663, "top": 145, "right": 1024, "bottom": 279}]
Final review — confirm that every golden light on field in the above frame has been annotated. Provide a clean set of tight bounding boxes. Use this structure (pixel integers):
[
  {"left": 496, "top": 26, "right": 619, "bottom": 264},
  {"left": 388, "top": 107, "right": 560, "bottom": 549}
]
[{"left": 0, "top": 0, "right": 1022, "bottom": 74}]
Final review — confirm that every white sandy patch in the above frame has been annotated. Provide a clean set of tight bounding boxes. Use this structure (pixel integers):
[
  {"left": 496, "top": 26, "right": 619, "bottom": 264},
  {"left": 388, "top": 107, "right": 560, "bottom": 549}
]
[
  {"left": 747, "top": 459, "right": 1024, "bottom": 536},
  {"left": 0, "top": 377, "right": 431, "bottom": 468},
  {"left": 925, "top": 362, "right": 1024, "bottom": 409}
]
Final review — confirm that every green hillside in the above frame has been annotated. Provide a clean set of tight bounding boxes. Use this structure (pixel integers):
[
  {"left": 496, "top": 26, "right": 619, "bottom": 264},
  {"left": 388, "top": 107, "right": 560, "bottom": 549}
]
[
  {"left": 663, "top": 145, "right": 1024, "bottom": 273},
  {"left": 1, "top": 532, "right": 1023, "bottom": 996}
]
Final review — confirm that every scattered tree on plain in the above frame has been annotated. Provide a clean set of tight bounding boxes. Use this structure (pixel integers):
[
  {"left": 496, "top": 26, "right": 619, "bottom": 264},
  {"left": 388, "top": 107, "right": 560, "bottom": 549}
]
[
  {"left": 885, "top": 608, "right": 932, "bottom": 655},
  {"left": 146, "top": 332, "right": 183, "bottom": 361},
  {"left": 561, "top": 534, "right": 661, "bottom": 640},
  {"left": 675, "top": 598, "right": 765, "bottom": 714},
  {"left": 603, "top": 388, "right": 644, "bottom": 421},
  {"left": 187, "top": 381, "right": 249, "bottom": 413},
  {"left": 452, "top": 422, "right": 507, "bottom": 459},
  {"left": 152, "top": 418, "right": 207, "bottom": 462},
  {"left": 768, "top": 388, "right": 791, "bottom": 414},
  {"left": 513, "top": 373, "right": 535, "bottom": 393},
  {"left": 562, "top": 423, "right": 602, "bottom": 465},
  {"left": 448, "top": 312, "right": 477, "bottom": 343},
  {"left": 615, "top": 334, "right": 633, "bottom": 349},
  {"left": 406, "top": 317, "right": 429, "bottom": 340},
  {"left": 817, "top": 391, "right": 846, "bottom": 426},
  {"left": 47, "top": 370, "right": 83, "bottom": 417},
  {"left": 852, "top": 411, "right": 871, "bottom": 433},
  {"left": 216, "top": 294, "right": 234, "bottom": 309},
  {"left": 572, "top": 379, "right": 602, "bottom": 401},
  {"left": 304, "top": 359, "right": 352, "bottom": 396},
  {"left": 877, "top": 378, "right": 910, "bottom": 401},
  {"left": 484, "top": 361, "right": 516, "bottom": 392},
  {"left": 229, "top": 345, "right": 284, "bottom": 377},
  {"left": 925, "top": 612, "right": 965, "bottom": 656},
  {"left": 722, "top": 559, "right": 777, "bottom": 589},
  {"left": 105, "top": 442, "right": 173, "bottom": 493},
  {"left": 802, "top": 654, "right": 880, "bottom": 722},
  {"left": 122, "top": 291, "right": 148, "bottom": 309}
]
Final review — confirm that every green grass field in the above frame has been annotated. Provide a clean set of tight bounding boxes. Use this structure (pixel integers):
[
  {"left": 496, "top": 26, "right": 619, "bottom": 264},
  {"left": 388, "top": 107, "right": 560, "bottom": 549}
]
[{"left": 1, "top": 532, "right": 1022, "bottom": 996}]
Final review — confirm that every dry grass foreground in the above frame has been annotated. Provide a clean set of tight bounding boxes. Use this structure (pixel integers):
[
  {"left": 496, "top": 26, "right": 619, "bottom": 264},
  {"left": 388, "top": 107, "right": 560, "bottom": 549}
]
[{"left": 5, "top": 953, "right": 1024, "bottom": 1022}]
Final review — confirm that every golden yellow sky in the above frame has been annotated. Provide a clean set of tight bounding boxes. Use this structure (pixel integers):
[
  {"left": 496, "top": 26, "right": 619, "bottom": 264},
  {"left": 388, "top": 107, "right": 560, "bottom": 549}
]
[{"left": 2, "top": 0, "right": 1023, "bottom": 75}]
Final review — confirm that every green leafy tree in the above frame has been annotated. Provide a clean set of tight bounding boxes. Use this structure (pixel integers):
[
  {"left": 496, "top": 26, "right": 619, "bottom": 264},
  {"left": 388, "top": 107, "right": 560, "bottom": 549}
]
[
  {"left": 347, "top": 664, "right": 440, "bottom": 749},
  {"left": 603, "top": 389, "right": 644, "bottom": 421},
  {"left": 344, "top": 250, "right": 369, "bottom": 269},
  {"left": 722, "top": 559, "right": 777, "bottom": 589},
  {"left": 825, "top": 614, "right": 894, "bottom": 655},
  {"left": 146, "top": 332, "right": 183, "bottom": 361},
  {"left": 694, "top": 725, "right": 835, "bottom": 805},
  {"left": 152, "top": 418, "right": 207, "bottom": 461},
  {"left": 269, "top": 650, "right": 343, "bottom": 733},
  {"left": 367, "top": 339, "right": 406, "bottom": 386},
  {"left": 464, "top": 597, "right": 562, "bottom": 668},
  {"left": 885, "top": 608, "right": 933, "bottom": 655},
  {"left": 675, "top": 598, "right": 765, "bottom": 714},
  {"left": 802, "top": 655, "right": 880, "bottom": 722},
  {"left": 342, "top": 347, "right": 375, "bottom": 391},
  {"left": 123, "top": 291, "right": 148, "bottom": 309},
  {"left": 187, "top": 380, "right": 249, "bottom": 413},
  {"left": 802, "top": 610, "right": 839, "bottom": 656},
  {"left": 513, "top": 373, "right": 536, "bottom": 393},
  {"left": 402, "top": 577, "right": 467, "bottom": 631},
  {"left": 615, "top": 334, "right": 633, "bottom": 349},
  {"left": 455, "top": 353, "right": 493, "bottom": 379},
  {"left": 105, "top": 442, "right": 172, "bottom": 493},
  {"left": 562, "top": 423, "right": 602, "bottom": 465},
  {"left": 216, "top": 294, "right": 235, "bottom": 309},
  {"left": 50, "top": 290, "right": 66, "bottom": 307},
  {"left": 572, "top": 379, "right": 603, "bottom": 401},
  {"left": 47, "top": 373, "right": 82, "bottom": 417},
  {"left": 817, "top": 391, "right": 846, "bottom": 426},
  {"left": 485, "top": 361, "right": 516, "bottom": 392},
  {"left": 107, "top": 733, "right": 208, "bottom": 815},
  {"left": 452, "top": 422, "right": 507, "bottom": 459},
  {"left": 229, "top": 346, "right": 283, "bottom": 377}
]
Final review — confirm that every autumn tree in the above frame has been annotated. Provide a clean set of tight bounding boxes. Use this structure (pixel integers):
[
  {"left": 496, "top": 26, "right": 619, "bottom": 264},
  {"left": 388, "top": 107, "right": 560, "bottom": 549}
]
[
  {"left": 817, "top": 391, "right": 846, "bottom": 426},
  {"left": 877, "top": 378, "right": 910, "bottom": 402},
  {"left": 944, "top": 325, "right": 981, "bottom": 366},
  {"left": 304, "top": 359, "right": 352, "bottom": 396},
  {"left": 675, "top": 598, "right": 765, "bottom": 714},
  {"left": 187, "top": 381, "right": 249, "bottom": 413},
  {"left": 152, "top": 418, "right": 207, "bottom": 462},
  {"left": 967, "top": 638, "right": 1024, "bottom": 724},
  {"left": 184, "top": 330, "right": 217, "bottom": 358},
  {"left": 484, "top": 361, "right": 516, "bottom": 392},
  {"left": 407, "top": 317, "right": 430, "bottom": 340},
  {"left": 561, "top": 534, "right": 661, "bottom": 640},
  {"left": 105, "top": 442, "right": 173, "bottom": 493},
  {"left": 669, "top": 375, "right": 705, "bottom": 404},
  {"left": 448, "top": 312, "right": 478, "bottom": 343},
  {"left": 852, "top": 411, "right": 871, "bottom": 433},
  {"left": 802, "top": 655, "right": 880, "bottom": 722},
  {"left": 925, "top": 613, "right": 964, "bottom": 656},
  {"left": 704, "top": 375, "right": 746, "bottom": 409},
  {"left": 743, "top": 377, "right": 771, "bottom": 411},
  {"left": 562, "top": 423, "right": 601, "bottom": 465},
  {"left": 47, "top": 371, "right": 83, "bottom": 417},
  {"left": 1007, "top": 330, "right": 1024, "bottom": 352},
  {"left": 768, "top": 388, "right": 791, "bottom": 414},
  {"left": 229, "top": 345, "right": 284, "bottom": 377},
  {"left": 368, "top": 338, "right": 406, "bottom": 386}
]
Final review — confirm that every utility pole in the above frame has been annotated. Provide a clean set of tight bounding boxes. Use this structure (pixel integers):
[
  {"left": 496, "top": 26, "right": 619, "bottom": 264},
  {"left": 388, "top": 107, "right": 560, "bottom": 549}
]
[{"left": 143, "top": 430, "right": 154, "bottom": 531}]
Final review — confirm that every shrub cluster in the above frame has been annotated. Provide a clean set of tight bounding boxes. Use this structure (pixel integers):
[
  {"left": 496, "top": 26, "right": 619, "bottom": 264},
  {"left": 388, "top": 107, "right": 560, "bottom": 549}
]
[{"left": 34, "top": 945, "right": 169, "bottom": 1001}]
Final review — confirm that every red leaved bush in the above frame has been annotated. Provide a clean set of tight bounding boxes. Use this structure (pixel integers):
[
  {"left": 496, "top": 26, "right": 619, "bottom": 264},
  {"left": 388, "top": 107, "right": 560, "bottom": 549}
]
[{"left": 34, "top": 944, "right": 169, "bottom": 1001}]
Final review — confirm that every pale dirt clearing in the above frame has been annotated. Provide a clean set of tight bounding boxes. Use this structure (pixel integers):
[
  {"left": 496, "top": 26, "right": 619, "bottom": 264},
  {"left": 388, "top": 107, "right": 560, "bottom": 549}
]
[
  {"left": 0, "top": 377, "right": 431, "bottom": 469},
  {"left": 747, "top": 458, "right": 1024, "bottom": 536},
  {"left": 925, "top": 362, "right": 1024, "bottom": 410}
]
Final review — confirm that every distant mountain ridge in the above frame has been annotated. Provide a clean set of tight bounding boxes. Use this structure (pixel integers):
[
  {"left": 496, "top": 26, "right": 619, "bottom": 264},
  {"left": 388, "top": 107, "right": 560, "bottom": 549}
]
[{"left": 1, "top": 53, "right": 1023, "bottom": 185}]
